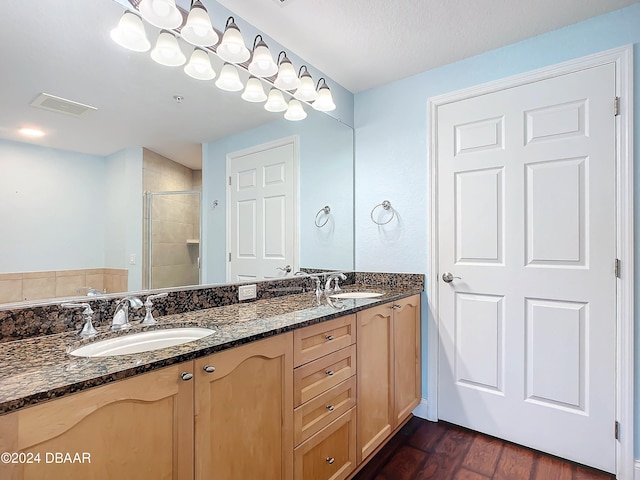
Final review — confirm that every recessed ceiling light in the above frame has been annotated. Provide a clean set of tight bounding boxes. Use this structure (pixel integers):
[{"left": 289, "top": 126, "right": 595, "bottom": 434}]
[{"left": 19, "top": 128, "right": 45, "bottom": 137}]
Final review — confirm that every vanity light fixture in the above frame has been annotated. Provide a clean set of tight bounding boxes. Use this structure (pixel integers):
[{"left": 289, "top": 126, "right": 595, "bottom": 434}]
[
  {"left": 284, "top": 99, "right": 307, "bottom": 121},
  {"left": 294, "top": 66, "right": 318, "bottom": 102},
  {"left": 248, "top": 35, "right": 278, "bottom": 78},
  {"left": 216, "top": 17, "right": 250, "bottom": 64},
  {"left": 264, "top": 88, "right": 288, "bottom": 112},
  {"left": 181, "top": 0, "right": 218, "bottom": 47},
  {"left": 110, "top": 11, "right": 150, "bottom": 52},
  {"left": 151, "top": 30, "right": 186, "bottom": 66},
  {"left": 184, "top": 48, "right": 216, "bottom": 80},
  {"left": 273, "top": 51, "right": 300, "bottom": 91},
  {"left": 215, "top": 63, "right": 244, "bottom": 91},
  {"left": 311, "top": 78, "right": 336, "bottom": 112},
  {"left": 242, "top": 77, "right": 268, "bottom": 102},
  {"left": 138, "top": 0, "right": 183, "bottom": 30}
]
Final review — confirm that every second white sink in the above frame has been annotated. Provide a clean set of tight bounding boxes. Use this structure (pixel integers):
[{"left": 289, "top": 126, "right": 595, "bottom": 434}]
[
  {"left": 329, "top": 291, "right": 384, "bottom": 299},
  {"left": 69, "top": 327, "right": 215, "bottom": 357}
]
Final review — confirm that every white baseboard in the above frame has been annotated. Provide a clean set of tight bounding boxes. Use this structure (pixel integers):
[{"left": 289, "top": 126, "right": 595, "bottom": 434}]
[{"left": 412, "top": 398, "right": 429, "bottom": 420}]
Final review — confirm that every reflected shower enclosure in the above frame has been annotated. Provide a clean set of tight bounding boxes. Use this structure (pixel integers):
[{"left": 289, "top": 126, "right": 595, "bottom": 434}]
[{"left": 144, "top": 191, "right": 201, "bottom": 289}]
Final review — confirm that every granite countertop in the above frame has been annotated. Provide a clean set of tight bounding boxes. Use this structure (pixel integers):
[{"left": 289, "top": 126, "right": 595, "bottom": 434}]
[{"left": 0, "top": 286, "right": 421, "bottom": 415}]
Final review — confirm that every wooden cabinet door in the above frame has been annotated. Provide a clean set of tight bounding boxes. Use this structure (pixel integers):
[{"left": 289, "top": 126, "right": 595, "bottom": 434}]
[
  {"left": 393, "top": 294, "right": 421, "bottom": 425},
  {"left": 0, "top": 364, "right": 194, "bottom": 480},
  {"left": 356, "top": 303, "right": 394, "bottom": 463},
  {"left": 194, "top": 333, "right": 293, "bottom": 480}
]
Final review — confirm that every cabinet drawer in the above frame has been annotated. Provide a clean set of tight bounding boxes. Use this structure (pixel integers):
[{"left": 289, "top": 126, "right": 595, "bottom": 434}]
[
  {"left": 294, "top": 407, "right": 356, "bottom": 480},
  {"left": 294, "top": 315, "right": 356, "bottom": 367},
  {"left": 294, "top": 377, "right": 356, "bottom": 446},
  {"left": 294, "top": 345, "right": 356, "bottom": 407}
]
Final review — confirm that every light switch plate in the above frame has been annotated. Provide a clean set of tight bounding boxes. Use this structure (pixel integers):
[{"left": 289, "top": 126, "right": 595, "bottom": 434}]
[{"left": 238, "top": 284, "right": 257, "bottom": 301}]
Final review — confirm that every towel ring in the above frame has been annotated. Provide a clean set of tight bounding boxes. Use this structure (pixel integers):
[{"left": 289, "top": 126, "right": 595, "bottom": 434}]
[
  {"left": 370, "top": 200, "right": 395, "bottom": 225},
  {"left": 315, "top": 205, "right": 331, "bottom": 228}
]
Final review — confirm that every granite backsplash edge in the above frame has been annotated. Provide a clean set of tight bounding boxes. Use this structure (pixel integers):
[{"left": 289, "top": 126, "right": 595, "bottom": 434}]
[{"left": 0, "top": 272, "right": 424, "bottom": 343}]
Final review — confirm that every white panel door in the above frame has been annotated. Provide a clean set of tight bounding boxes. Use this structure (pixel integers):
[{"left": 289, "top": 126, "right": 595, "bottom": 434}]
[
  {"left": 228, "top": 139, "right": 297, "bottom": 281},
  {"left": 437, "top": 63, "right": 616, "bottom": 472}
]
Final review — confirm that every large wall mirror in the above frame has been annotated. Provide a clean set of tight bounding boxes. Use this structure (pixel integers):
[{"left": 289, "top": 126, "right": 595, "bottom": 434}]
[{"left": 0, "top": 0, "right": 354, "bottom": 306}]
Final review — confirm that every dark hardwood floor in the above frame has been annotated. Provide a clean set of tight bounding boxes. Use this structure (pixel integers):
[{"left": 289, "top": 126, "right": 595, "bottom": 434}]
[{"left": 352, "top": 417, "right": 615, "bottom": 480}]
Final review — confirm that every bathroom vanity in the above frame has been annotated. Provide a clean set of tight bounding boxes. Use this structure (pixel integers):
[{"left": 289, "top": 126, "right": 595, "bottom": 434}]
[{"left": 0, "top": 275, "right": 422, "bottom": 480}]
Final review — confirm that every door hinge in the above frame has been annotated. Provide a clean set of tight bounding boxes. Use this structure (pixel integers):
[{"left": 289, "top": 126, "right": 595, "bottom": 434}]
[
  {"left": 614, "top": 97, "right": 620, "bottom": 116},
  {"left": 228, "top": 252, "right": 231, "bottom": 262},
  {"left": 615, "top": 421, "right": 620, "bottom": 440},
  {"left": 228, "top": 176, "right": 232, "bottom": 186},
  {"left": 615, "top": 258, "right": 621, "bottom": 278}
]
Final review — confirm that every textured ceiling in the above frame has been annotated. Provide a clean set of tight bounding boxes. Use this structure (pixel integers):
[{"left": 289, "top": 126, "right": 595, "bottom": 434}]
[{"left": 216, "top": 0, "right": 639, "bottom": 93}]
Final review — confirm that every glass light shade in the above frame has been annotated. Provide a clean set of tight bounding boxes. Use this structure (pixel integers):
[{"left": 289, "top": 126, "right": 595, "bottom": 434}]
[
  {"left": 151, "top": 31, "right": 186, "bottom": 66},
  {"left": 181, "top": 2, "right": 218, "bottom": 47},
  {"left": 274, "top": 59, "right": 300, "bottom": 90},
  {"left": 312, "top": 85, "right": 336, "bottom": 112},
  {"left": 217, "top": 24, "right": 250, "bottom": 63},
  {"left": 241, "top": 77, "right": 267, "bottom": 102},
  {"left": 184, "top": 48, "right": 216, "bottom": 80},
  {"left": 264, "top": 88, "right": 288, "bottom": 112},
  {"left": 248, "top": 41, "right": 278, "bottom": 78},
  {"left": 110, "top": 11, "right": 150, "bottom": 52},
  {"left": 294, "top": 72, "right": 318, "bottom": 101},
  {"left": 215, "top": 63, "right": 244, "bottom": 91},
  {"left": 284, "top": 99, "right": 307, "bottom": 121},
  {"left": 139, "top": 0, "right": 183, "bottom": 29}
]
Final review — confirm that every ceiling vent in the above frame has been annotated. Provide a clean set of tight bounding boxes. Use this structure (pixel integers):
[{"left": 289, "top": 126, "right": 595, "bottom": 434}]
[{"left": 30, "top": 93, "right": 97, "bottom": 117}]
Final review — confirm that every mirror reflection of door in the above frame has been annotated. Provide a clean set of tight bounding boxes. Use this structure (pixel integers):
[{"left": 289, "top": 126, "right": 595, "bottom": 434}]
[
  {"left": 146, "top": 191, "right": 202, "bottom": 289},
  {"left": 227, "top": 137, "right": 298, "bottom": 282}
]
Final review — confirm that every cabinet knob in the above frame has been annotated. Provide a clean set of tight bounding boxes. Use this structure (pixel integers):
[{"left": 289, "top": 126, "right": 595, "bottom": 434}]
[
  {"left": 326, "top": 405, "right": 335, "bottom": 412},
  {"left": 326, "top": 334, "right": 334, "bottom": 341},
  {"left": 180, "top": 372, "right": 193, "bottom": 381},
  {"left": 326, "top": 457, "right": 335, "bottom": 465},
  {"left": 325, "top": 370, "right": 334, "bottom": 376},
  {"left": 203, "top": 365, "right": 216, "bottom": 373}
]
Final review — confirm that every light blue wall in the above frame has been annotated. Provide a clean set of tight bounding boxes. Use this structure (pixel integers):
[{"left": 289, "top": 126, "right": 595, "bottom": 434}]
[
  {"left": 353, "top": 3, "right": 639, "bottom": 455},
  {"left": 202, "top": 114, "right": 354, "bottom": 283},
  {"left": 104, "top": 147, "right": 144, "bottom": 291},
  {"left": 0, "top": 139, "right": 106, "bottom": 272}
]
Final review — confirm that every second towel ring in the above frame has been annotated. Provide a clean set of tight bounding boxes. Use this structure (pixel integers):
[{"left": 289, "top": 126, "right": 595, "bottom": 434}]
[
  {"left": 315, "top": 205, "right": 331, "bottom": 228},
  {"left": 370, "top": 200, "right": 395, "bottom": 225}
]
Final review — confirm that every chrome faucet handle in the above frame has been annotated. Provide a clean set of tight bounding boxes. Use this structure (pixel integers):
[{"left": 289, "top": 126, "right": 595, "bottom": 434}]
[
  {"left": 309, "top": 276, "right": 322, "bottom": 296},
  {"left": 61, "top": 302, "right": 98, "bottom": 337},
  {"left": 333, "top": 273, "right": 347, "bottom": 292},
  {"left": 141, "top": 293, "right": 168, "bottom": 326}
]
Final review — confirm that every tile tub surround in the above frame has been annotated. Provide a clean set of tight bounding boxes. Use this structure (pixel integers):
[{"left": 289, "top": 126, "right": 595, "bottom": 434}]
[
  {"left": 0, "top": 272, "right": 423, "bottom": 343},
  {"left": 0, "top": 282, "right": 422, "bottom": 415}
]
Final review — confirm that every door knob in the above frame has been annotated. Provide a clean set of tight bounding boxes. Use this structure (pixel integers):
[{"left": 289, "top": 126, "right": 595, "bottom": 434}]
[
  {"left": 442, "top": 272, "right": 461, "bottom": 283},
  {"left": 277, "top": 265, "right": 292, "bottom": 273}
]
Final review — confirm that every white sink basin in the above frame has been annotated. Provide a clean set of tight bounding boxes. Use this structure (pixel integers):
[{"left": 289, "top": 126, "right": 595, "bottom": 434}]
[
  {"left": 69, "top": 327, "right": 215, "bottom": 357},
  {"left": 329, "top": 292, "right": 384, "bottom": 299}
]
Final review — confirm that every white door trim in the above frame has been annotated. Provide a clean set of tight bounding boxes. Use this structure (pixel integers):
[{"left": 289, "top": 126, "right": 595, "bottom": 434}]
[
  {"left": 225, "top": 135, "right": 300, "bottom": 282},
  {"left": 427, "top": 45, "right": 634, "bottom": 479}
]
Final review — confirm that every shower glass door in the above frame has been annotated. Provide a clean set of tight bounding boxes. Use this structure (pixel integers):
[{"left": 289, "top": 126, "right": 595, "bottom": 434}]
[{"left": 145, "top": 191, "right": 201, "bottom": 290}]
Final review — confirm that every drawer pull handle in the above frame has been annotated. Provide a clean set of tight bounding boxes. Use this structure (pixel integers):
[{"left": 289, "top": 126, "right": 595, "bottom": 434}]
[
  {"left": 180, "top": 372, "right": 193, "bottom": 381},
  {"left": 326, "top": 457, "right": 335, "bottom": 465},
  {"left": 203, "top": 365, "right": 216, "bottom": 373},
  {"left": 326, "top": 334, "right": 334, "bottom": 341},
  {"left": 326, "top": 405, "right": 335, "bottom": 412},
  {"left": 391, "top": 304, "right": 401, "bottom": 310},
  {"left": 326, "top": 370, "right": 334, "bottom": 376}
]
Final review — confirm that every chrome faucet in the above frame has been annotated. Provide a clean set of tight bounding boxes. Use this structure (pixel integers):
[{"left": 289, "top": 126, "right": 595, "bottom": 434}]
[
  {"left": 61, "top": 302, "right": 98, "bottom": 337},
  {"left": 324, "top": 272, "right": 347, "bottom": 293},
  {"left": 112, "top": 296, "right": 143, "bottom": 331}
]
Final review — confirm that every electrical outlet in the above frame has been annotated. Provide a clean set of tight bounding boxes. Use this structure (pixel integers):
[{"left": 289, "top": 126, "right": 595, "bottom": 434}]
[{"left": 238, "top": 284, "right": 257, "bottom": 301}]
